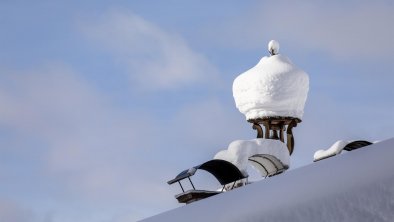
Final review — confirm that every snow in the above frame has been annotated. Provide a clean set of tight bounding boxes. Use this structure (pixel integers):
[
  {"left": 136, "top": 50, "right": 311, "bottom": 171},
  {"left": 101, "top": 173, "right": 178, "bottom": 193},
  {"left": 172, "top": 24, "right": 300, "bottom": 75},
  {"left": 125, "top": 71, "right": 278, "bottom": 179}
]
[
  {"left": 313, "top": 140, "right": 349, "bottom": 161},
  {"left": 141, "top": 138, "right": 394, "bottom": 222},
  {"left": 232, "top": 41, "right": 309, "bottom": 120},
  {"left": 313, "top": 140, "right": 375, "bottom": 161},
  {"left": 268, "top": 40, "right": 280, "bottom": 55},
  {"left": 213, "top": 139, "right": 290, "bottom": 175}
]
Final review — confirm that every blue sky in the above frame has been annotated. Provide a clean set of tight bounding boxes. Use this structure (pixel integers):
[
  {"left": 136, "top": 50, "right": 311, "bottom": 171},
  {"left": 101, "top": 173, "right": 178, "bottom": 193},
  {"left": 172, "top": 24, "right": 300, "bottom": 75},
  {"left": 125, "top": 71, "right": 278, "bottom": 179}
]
[{"left": 1, "top": 1, "right": 393, "bottom": 221}]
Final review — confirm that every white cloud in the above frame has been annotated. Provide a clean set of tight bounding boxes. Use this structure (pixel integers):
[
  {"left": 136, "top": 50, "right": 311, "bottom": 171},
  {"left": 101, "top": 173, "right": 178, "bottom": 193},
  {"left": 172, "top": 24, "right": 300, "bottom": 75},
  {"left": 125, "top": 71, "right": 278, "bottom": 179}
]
[
  {"left": 207, "top": 1, "right": 394, "bottom": 60},
  {"left": 81, "top": 10, "right": 220, "bottom": 91},
  {"left": 0, "top": 63, "right": 240, "bottom": 221},
  {"left": 1, "top": 56, "right": 390, "bottom": 221},
  {"left": 0, "top": 64, "right": 173, "bottom": 220}
]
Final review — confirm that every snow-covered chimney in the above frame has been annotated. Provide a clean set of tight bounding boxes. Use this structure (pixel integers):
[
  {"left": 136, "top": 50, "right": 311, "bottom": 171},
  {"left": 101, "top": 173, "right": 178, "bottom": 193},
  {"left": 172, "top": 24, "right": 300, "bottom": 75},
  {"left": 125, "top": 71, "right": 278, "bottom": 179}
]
[{"left": 232, "top": 40, "right": 309, "bottom": 154}]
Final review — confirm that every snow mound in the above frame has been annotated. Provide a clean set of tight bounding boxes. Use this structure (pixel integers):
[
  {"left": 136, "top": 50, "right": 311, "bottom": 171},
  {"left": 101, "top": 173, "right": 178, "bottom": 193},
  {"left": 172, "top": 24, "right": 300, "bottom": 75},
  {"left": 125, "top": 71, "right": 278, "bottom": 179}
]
[
  {"left": 232, "top": 41, "right": 309, "bottom": 120},
  {"left": 313, "top": 140, "right": 349, "bottom": 161},
  {"left": 213, "top": 139, "right": 290, "bottom": 175}
]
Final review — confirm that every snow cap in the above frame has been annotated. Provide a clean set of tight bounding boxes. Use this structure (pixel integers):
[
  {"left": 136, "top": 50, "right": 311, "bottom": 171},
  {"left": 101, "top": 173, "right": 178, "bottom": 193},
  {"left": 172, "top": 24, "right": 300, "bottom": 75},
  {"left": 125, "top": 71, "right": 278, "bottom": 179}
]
[
  {"left": 233, "top": 40, "right": 309, "bottom": 120},
  {"left": 313, "top": 140, "right": 349, "bottom": 161},
  {"left": 268, "top": 40, "right": 280, "bottom": 55}
]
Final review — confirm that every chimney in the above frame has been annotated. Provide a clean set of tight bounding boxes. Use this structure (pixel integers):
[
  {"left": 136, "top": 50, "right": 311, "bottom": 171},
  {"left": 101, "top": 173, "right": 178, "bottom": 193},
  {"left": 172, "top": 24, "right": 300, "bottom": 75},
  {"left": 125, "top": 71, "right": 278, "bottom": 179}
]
[{"left": 232, "top": 40, "right": 309, "bottom": 154}]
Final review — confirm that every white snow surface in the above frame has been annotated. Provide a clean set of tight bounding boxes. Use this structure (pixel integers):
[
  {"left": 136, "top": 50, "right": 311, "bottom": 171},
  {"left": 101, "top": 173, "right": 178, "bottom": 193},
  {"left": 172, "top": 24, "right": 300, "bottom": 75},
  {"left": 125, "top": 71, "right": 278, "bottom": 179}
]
[
  {"left": 313, "top": 140, "right": 376, "bottom": 161},
  {"left": 268, "top": 40, "right": 280, "bottom": 55},
  {"left": 313, "top": 140, "right": 349, "bottom": 161},
  {"left": 233, "top": 53, "right": 309, "bottom": 120},
  {"left": 213, "top": 139, "right": 290, "bottom": 175},
  {"left": 141, "top": 138, "right": 394, "bottom": 222}
]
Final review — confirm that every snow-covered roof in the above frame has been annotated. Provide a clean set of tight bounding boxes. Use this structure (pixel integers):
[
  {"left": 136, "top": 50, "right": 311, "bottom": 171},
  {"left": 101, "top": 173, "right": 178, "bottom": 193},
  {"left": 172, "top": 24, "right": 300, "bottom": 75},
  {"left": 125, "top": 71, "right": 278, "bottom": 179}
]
[{"left": 141, "top": 138, "right": 394, "bottom": 222}]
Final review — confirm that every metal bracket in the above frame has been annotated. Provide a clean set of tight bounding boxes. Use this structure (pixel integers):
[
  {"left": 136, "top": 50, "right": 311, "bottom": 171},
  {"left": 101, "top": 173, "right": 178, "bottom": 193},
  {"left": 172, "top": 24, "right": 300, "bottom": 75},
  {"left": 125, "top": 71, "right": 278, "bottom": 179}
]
[{"left": 249, "top": 117, "right": 301, "bottom": 155}]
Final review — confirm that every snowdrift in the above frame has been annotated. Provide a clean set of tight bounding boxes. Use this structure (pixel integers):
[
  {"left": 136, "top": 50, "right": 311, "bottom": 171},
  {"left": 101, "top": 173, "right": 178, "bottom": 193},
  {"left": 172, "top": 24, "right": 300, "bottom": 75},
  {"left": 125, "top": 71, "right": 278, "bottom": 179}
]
[{"left": 141, "top": 138, "right": 394, "bottom": 222}]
